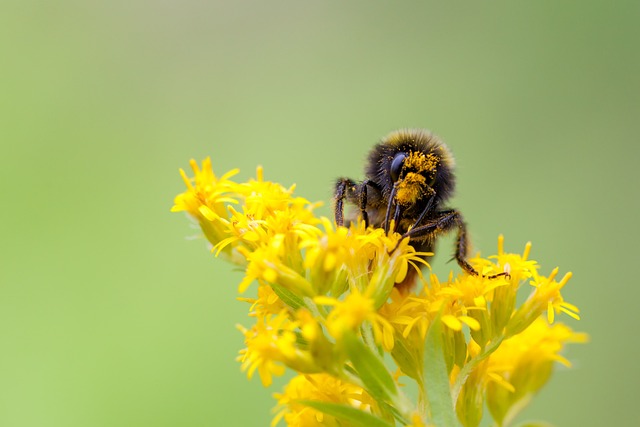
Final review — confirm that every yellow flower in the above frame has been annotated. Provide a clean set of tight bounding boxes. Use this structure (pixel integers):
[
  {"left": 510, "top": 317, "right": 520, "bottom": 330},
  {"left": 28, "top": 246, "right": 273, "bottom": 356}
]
[
  {"left": 272, "top": 374, "right": 374, "bottom": 427},
  {"left": 236, "top": 312, "right": 295, "bottom": 387},
  {"left": 298, "top": 218, "right": 429, "bottom": 303},
  {"left": 454, "top": 318, "right": 587, "bottom": 427},
  {"left": 506, "top": 267, "right": 580, "bottom": 337},
  {"left": 173, "top": 159, "right": 321, "bottom": 266},
  {"left": 405, "top": 412, "right": 431, "bottom": 427},
  {"left": 380, "top": 287, "right": 430, "bottom": 342},
  {"left": 174, "top": 158, "right": 588, "bottom": 427},
  {"left": 171, "top": 158, "right": 241, "bottom": 254},
  {"left": 237, "top": 240, "right": 315, "bottom": 296},
  {"left": 485, "top": 318, "right": 588, "bottom": 425},
  {"left": 238, "top": 284, "right": 287, "bottom": 318},
  {"left": 299, "top": 218, "right": 357, "bottom": 296},
  {"left": 316, "top": 287, "right": 396, "bottom": 351},
  {"left": 237, "top": 312, "right": 317, "bottom": 387}
]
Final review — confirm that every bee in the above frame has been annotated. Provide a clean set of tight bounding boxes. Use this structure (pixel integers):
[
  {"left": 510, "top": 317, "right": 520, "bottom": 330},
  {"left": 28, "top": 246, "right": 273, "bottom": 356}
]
[{"left": 334, "top": 129, "right": 504, "bottom": 290}]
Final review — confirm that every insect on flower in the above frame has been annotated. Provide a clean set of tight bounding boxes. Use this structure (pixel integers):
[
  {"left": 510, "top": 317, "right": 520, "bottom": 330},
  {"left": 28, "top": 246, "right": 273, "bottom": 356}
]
[{"left": 334, "top": 129, "right": 506, "bottom": 290}]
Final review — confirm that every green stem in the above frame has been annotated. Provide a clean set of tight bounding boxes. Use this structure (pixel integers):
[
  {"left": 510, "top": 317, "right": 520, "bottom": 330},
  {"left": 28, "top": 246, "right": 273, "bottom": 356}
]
[
  {"left": 416, "top": 376, "right": 429, "bottom": 419},
  {"left": 451, "top": 335, "right": 504, "bottom": 406}
]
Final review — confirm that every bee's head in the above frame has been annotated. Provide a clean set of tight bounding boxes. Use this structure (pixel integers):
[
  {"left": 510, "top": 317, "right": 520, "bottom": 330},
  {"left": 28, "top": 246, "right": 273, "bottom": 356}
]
[
  {"left": 368, "top": 129, "right": 456, "bottom": 207},
  {"left": 390, "top": 150, "right": 439, "bottom": 205}
]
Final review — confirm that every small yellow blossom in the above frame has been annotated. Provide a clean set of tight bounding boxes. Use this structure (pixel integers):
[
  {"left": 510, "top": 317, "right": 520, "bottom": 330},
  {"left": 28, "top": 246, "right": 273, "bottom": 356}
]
[
  {"left": 316, "top": 288, "right": 395, "bottom": 351},
  {"left": 272, "top": 374, "right": 375, "bottom": 427},
  {"left": 405, "top": 412, "right": 430, "bottom": 427},
  {"left": 238, "top": 284, "right": 287, "bottom": 318},
  {"left": 237, "top": 312, "right": 294, "bottom": 387},
  {"left": 486, "top": 318, "right": 588, "bottom": 425},
  {"left": 171, "top": 158, "right": 241, "bottom": 254},
  {"left": 506, "top": 267, "right": 580, "bottom": 337},
  {"left": 237, "top": 241, "right": 315, "bottom": 296}
]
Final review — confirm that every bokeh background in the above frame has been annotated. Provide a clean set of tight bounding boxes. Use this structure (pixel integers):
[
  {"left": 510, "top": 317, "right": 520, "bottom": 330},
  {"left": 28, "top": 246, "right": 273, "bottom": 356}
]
[{"left": 1, "top": 1, "right": 638, "bottom": 426}]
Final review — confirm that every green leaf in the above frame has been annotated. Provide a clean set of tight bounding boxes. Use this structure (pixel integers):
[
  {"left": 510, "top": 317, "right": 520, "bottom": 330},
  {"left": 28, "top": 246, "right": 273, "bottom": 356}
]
[
  {"left": 298, "top": 400, "right": 395, "bottom": 427},
  {"left": 360, "top": 322, "right": 383, "bottom": 357},
  {"left": 390, "top": 337, "right": 421, "bottom": 381},
  {"left": 379, "top": 400, "right": 412, "bottom": 426},
  {"left": 423, "top": 315, "right": 459, "bottom": 427},
  {"left": 343, "top": 331, "right": 399, "bottom": 403},
  {"left": 269, "top": 282, "right": 305, "bottom": 310}
]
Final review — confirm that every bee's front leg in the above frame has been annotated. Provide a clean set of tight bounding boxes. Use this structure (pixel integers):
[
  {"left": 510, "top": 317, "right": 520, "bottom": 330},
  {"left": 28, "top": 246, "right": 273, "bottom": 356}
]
[
  {"left": 333, "top": 178, "right": 356, "bottom": 227},
  {"left": 400, "top": 209, "right": 479, "bottom": 277},
  {"left": 334, "top": 179, "right": 381, "bottom": 228},
  {"left": 400, "top": 209, "right": 508, "bottom": 279}
]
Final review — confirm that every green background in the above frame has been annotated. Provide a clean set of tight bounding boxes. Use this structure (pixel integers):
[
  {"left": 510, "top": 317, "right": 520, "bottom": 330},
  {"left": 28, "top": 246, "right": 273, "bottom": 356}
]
[{"left": 1, "top": 1, "right": 638, "bottom": 426}]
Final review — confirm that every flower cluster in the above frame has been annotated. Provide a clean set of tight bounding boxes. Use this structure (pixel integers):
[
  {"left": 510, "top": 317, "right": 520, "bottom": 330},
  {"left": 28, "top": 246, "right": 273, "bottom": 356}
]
[{"left": 172, "top": 158, "right": 587, "bottom": 427}]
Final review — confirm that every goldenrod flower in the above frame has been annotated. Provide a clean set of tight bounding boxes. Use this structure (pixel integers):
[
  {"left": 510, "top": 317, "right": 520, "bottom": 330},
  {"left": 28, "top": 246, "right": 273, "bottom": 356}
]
[
  {"left": 316, "top": 287, "right": 396, "bottom": 351},
  {"left": 171, "top": 158, "right": 240, "bottom": 254},
  {"left": 272, "top": 374, "right": 375, "bottom": 427},
  {"left": 238, "top": 284, "right": 287, "bottom": 318},
  {"left": 173, "top": 158, "right": 587, "bottom": 427},
  {"left": 236, "top": 312, "right": 296, "bottom": 387},
  {"left": 485, "top": 318, "right": 589, "bottom": 425}
]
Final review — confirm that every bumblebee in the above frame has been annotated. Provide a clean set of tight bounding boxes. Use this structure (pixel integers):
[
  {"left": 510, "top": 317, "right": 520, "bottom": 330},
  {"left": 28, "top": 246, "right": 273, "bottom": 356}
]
[{"left": 334, "top": 129, "right": 502, "bottom": 289}]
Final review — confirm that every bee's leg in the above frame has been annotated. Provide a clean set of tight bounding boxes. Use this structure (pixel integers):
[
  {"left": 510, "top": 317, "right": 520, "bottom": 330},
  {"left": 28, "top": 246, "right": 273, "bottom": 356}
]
[
  {"left": 384, "top": 185, "right": 398, "bottom": 233},
  {"left": 398, "top": 210, "right": 508, "bottom": 279},
  {"left": 334, "top": 178, "right": 355, "bottom": 227},
  {"left": 392, "top": 204, "right": 401, "bottom": 232},
  {"left": 408, "top": 193, "right": 436, "bottom": 231},
  {"left": 335, "top": 179, "right": 380, "bottom": 227},
  {"left": 454, "top": 226, "right": 507, "bottom": 279},
  {"left": 453, "top": 215, "right": 477, "bottom": 276},
  {"left": 358, "top": 180, "right": 384, "bottom": 228},
  {"left": 398, "top": 209, "right": 477, "bottom": 274},
  {"left": 334, "top": 178, "right": 381, "bottom": 227},
  {"left": 358, "top": 180, "right": 372, "bottom": 227}
]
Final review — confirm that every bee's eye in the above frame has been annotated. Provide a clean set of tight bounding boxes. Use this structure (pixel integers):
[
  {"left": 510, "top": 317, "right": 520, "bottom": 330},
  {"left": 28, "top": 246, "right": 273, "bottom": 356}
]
[{"left": 390, "top": 152, "right": 407, "bottom": 182}]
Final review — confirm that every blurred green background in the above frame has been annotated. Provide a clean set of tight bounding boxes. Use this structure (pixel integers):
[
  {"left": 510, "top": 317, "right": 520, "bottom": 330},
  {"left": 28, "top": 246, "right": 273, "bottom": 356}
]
[{"left": 1, "top": 1, "right": 638, "bottom": 426}]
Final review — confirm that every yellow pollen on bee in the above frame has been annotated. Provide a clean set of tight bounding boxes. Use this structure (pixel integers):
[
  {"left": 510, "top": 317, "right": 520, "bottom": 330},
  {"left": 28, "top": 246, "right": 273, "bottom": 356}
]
[
  {"left": 396, "top": 172, "right": 426, "bottom": 204},
  {"left": 404, "top": 152, "right": 439, "bottom": 174}
]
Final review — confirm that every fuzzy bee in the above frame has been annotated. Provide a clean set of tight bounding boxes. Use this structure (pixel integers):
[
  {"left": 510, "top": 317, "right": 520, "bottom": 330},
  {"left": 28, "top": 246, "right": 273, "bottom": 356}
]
[{"left": 334, "top": 129, "right": 503, "bottom": 289}]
